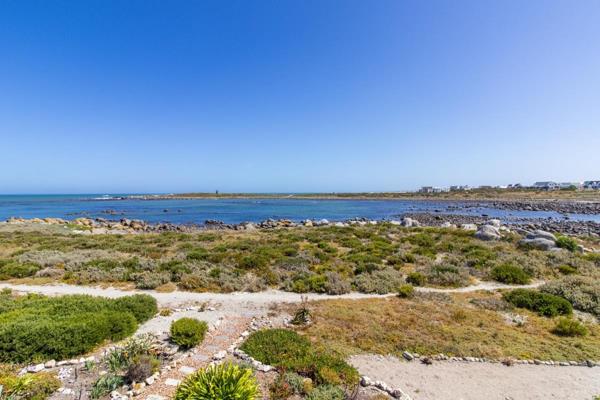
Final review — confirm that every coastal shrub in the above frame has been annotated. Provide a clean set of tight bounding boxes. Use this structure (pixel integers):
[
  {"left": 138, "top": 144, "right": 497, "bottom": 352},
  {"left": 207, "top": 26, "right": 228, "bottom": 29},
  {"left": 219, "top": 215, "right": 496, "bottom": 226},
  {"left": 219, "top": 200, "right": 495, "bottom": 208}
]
[
  {"left": 113, "top": 294, "right": 158, "bottom": 322},
  {"left": 463, "top": 245, "right": 497, "bottom": 268},
  {"left": 503, "top": 289, "right": 572, "bottom": 317},
  {"left": 490, "top": 263, "right": 531, "bottom": 284},
  {"left": 552, "top": 317, "right": 588, "bottom": 337},
  {"left": 305, "top": 384, "right": 345, "bottom": 400},
  {"left": 0, "top": 260, "right": 41, "bottom": 279},
  {"left": 170, "top": 318, "right": 208, "bottom": 348},
  {"left": 174, "top": 363, "right": 259, "bottom": 400},
  {"left": 283, "top": 371, "right": 311, "bottom": 395},
  {"left": 288, "top": 273, "right": 328, "bottom": 293},
  {"left": 541, "top": 276, "right": 600, "bottom": 317},
  {"left": 555, "top": 236, "right": 578, "bottom": 252},
  {"left": 126, "top": 354, "right": 160, "bottom": 383},
  {"left": 557, "top": 265, "right": 577, "bottom": 275},
  {"left": 406, "top": 271, "right": 426, "bottom": 286},
  {"left": 0, "top": 367, "right": 60, "bottom": 400},
  {"left": 352, "top": 268, "right": 404, "bottom": 294},
  {"left": 240, "top": 329, "right": 358, "bottom": 388},
  {"left": 133, "top": 271, "right": 171, "bottom": 289},
  {"left": 91, "top": 374, "right": 124, "bottom": 399},
  {"left": 105, "top": 334, "right": 155, "bottom": 372},
  {"left": 269, "top": 375, "right": 294, "bottom": 399},
  {"left": 425, "top": 264, "right": 470, "bottom": 287},
  {"left": 397, "top": 284, "right": 414, "bottom": 298},
  {"left": 323, "top": 272, "right": 351, "bottom": 295},
  {"left": 0, "top": 294, "right": 156, "bottom": 363}
]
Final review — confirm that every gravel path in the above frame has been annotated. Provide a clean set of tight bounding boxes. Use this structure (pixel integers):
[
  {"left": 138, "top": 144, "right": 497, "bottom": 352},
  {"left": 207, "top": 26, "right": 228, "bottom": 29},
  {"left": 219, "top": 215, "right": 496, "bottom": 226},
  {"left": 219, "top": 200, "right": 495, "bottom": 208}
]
[
  {"left": 0, "top": 280, "right": 543, "bottom": 306},
  {"left": 350, "top": 354, "right": 600, "bottom": 400}
]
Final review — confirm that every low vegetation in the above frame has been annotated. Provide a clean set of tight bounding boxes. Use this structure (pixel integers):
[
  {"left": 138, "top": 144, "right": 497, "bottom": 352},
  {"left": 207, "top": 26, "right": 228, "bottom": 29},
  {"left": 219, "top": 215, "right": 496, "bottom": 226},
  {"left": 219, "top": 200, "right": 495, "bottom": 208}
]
[
  {"left": 0, "top": 366, "right": 60, "bottom": 400},
  {"left": 0, "top": 291, "right": 157, "bottom": 363},
  {"left": 503, "top": 289, "right": 572, "bottom": 317},
  {"left": 2, "top": 223, "right": 597, "bottom": 296},
  {"left": 170, "top": 318, "right": 208, "bottom": 348},
  {"left": 93, "top": 334, "right": 159, "bottom": 398},
  {"left": 174, "top": 363, "right": 259, "bottom": 400},
  {"left": 240, "top": 329, "right": 359, "bottom": 392},
  {"left": 541, "top": 276, "right": 600, "bottom": 317},
  {"left": 300, "top": 294, "right": 600, "bottom": 361}
]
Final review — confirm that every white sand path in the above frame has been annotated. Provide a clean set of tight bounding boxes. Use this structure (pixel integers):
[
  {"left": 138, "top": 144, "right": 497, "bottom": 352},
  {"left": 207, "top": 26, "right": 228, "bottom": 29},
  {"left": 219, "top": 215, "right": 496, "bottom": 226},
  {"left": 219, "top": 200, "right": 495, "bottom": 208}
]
[
  {"left": 350, "top": 354, "right": 600, "bottom": 400},
  {"left": 0, "top": 280, "right": 543, "bottom": 307}
]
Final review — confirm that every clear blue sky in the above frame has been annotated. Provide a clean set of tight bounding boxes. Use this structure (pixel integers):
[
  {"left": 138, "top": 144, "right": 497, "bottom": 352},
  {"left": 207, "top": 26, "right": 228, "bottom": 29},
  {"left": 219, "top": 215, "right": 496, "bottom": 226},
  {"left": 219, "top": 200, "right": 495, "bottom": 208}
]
[{"left": 1, "top": 0, "right": 599, "bottom": 194}]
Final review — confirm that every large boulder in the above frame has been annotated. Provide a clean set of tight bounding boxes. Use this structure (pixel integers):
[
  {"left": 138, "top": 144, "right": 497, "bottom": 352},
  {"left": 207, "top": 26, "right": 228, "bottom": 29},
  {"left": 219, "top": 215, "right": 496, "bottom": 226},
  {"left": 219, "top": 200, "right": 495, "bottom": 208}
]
[
  {"left": 527, "top": 230, "right": 557, "bottom": 242},
  {"left": 487, "top": 219, "right": 502, "bottom": 228},
  {"left": 475, "top": 225, "right": 502, "bottom": 241},
  {"left": 519, "top": 237, "right": 558, "bottom": 251},
  {"left": 461, "top": 223, "right": 477, "bottom": 231},
  {"left": 401, "top": 217, "right": 421, "bottom": 228}
]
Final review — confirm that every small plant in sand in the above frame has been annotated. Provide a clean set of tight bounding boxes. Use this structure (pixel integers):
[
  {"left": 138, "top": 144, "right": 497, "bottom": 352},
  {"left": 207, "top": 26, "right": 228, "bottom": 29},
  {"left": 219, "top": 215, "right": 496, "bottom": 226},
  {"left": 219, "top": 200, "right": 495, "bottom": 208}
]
[{"left": 291, "top": 296, "right": 312, "bottom": 325}]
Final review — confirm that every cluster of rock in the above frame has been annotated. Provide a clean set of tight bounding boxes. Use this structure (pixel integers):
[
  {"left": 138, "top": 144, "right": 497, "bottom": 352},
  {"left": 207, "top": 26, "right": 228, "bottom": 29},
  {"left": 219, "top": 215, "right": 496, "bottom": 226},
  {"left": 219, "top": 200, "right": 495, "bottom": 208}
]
[
  {"left": 479, "top": 200, "right": 600, "bottom": 215},
  {"left": 400, "top": 350, "right": 598, "bottom": 368},
  {"left": 21, "top": 355, "right": 96, "bottom": 375},
  {"left": 359, "top": 375, "right": 412, "bottom": 400},
  {"left": 401, "top": 212, "right": 600, "bottom": 237},
  {"left": 518, "top": 230, "right": 561, "bottom": 251},
  {"left": 6, "top": 217, "right": 197, "bottom": 234}
]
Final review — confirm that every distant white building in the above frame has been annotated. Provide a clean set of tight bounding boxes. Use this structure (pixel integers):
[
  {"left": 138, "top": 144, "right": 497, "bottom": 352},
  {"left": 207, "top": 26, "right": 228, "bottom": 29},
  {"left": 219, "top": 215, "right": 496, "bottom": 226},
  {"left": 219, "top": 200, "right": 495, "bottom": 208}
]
[
  {"left": 419, "top": 186, "right": 444, "bottom": 193},
  {"left": 450, "top": 185, "right": 470, "bottom": 191},
  {"left": 584, "top": 180, "right": 600, "bottom": 190},
  {"left": 533, "top": 181, "right": 559, "bottom": 190}
]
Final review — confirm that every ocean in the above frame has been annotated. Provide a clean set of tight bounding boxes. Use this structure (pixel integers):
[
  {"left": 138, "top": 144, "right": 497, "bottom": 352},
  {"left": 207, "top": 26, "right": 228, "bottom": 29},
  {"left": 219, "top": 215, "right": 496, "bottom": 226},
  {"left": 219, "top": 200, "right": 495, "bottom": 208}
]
[{"left": 0, "top": 194, "right": 598, "bottom": 225}]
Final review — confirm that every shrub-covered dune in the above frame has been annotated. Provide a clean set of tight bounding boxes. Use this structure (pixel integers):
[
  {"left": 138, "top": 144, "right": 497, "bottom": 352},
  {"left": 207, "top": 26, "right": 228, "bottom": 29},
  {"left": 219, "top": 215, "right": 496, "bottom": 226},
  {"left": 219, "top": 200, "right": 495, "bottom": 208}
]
[
  {"left": 1, "top": 225, "right": 598, "bottom": 295},
  {"left": 0, "top": 291, "right": 157, "bottom": 363}
]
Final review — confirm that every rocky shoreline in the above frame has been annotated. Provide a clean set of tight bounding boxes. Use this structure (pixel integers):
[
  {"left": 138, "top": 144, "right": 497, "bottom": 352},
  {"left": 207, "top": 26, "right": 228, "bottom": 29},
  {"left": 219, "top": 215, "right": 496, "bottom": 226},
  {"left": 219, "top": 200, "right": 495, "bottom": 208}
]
[
  {"left": 449, "top": 199, "right": 600, "bottom": 215},
  {"left": 4, "top": 213, "right": 600, "bottom": 237},
  {"left": 402, "top": 212, "right": 600, "bottom": 237}
]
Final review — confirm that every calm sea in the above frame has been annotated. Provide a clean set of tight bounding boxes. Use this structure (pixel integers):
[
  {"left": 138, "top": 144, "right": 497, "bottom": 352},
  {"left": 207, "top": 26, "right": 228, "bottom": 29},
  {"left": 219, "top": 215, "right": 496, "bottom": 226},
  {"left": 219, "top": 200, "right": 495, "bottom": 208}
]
[{"left": 0, "top": 195, "right": 598, "bottom": 225}]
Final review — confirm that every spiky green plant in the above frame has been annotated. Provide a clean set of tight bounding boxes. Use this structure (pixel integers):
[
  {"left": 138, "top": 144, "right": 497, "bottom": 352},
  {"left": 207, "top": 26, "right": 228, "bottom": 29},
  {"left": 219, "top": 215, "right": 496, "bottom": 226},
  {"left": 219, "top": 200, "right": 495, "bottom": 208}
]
[{"left": 174, "top": 363, "right": 260, "bottom": 400}]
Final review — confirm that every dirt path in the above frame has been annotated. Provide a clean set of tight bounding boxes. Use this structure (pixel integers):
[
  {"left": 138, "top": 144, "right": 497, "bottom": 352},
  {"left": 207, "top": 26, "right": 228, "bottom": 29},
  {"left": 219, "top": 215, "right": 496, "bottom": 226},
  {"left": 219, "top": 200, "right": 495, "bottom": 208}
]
[
  {"left": 137, "top": 316, "right": 251, "bottom": 400},
  {"left": 0, "top": 280, "right": 543, "bottom": 307},
  {"left": 350, "top": 354, "right": 600, "bottom": 400}
]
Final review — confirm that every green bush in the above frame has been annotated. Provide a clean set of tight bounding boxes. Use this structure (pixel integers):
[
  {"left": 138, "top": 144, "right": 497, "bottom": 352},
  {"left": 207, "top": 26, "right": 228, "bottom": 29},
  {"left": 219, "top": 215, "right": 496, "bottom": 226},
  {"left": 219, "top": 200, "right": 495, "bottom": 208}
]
[
  {"left": 555, "top": 236, "right": 578, "bottom": 252},
  {"left": 503, "top": 289, "right": 572, "bottom": 317},
  {"left": 170, "top": 318, "right": 208, "bottom": 348},
  {"left": 0, "top": 368, "right": 60, "bottom": 400},
  {"left": 406, "top": 272, "right": 426, "bottom": 286},
  {"left": 240, "top": 329, "right": 358, "bottom": 388},
  {"left": 0, "top": 260, "right": 41, "bottom": 279},
  {"left": 113, "top": 294, "right": 158, "bottom": 323},
  {"left": 174, "top": 363, "right": 259, "bottom": 400},
  {"left": 490, "top": 263, "right": 531, "bottom": 284},
  {"left": 552, "top": 317, "right": 588, "bottom": 337},
  {"left": 557, "top": 265, "right": 577, "bottom": 275},
  {"left": 305, "top": 384, "right": 345, "bottom": 400},
  {"left": 541, "top": 276, "right": 600, "bottom": 317},
  {"left": 91, "top": 374, "right": 124, "bottom": 399},
  {"left": 397, "top": 284, "right": 414, "bottom": 298},
  {"left": 0, "top": 294, "right": 156, "bottom": 363},
  {"left": 126, "top": 354, "right": 160, "bottom": 383}
]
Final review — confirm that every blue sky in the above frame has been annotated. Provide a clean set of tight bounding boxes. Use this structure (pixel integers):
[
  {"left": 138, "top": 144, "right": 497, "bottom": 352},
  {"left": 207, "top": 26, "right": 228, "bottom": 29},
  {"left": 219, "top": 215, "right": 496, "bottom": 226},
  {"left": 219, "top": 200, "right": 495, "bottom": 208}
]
[{"left": 1, "top": 0, "right": 599, "bottom": 194}]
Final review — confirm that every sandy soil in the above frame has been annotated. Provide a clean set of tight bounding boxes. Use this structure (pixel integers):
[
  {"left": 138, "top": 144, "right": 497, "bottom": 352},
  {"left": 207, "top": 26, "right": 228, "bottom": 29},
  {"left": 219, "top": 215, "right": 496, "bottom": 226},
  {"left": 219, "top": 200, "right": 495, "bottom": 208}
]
[{"left": 350, "top": 354, "right": 600, "bottom": 400}]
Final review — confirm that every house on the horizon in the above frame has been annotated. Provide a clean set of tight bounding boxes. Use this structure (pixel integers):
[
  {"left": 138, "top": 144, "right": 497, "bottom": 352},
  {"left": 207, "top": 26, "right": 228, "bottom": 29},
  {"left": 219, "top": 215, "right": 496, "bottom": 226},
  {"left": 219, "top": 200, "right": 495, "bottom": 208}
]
[
  {"left": 584, "top": 180, "right": 600, "bottom": 190},
  {"left": 419, "top": 186, "right": 444, "bottom": 193},
  {"left": 533, "top": 181, "right": 560, "bottom": 190},
  {"left": 450, "top": 185, "right": 470, "bottom": 191}
]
